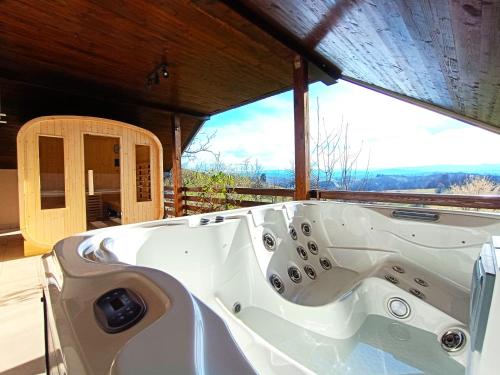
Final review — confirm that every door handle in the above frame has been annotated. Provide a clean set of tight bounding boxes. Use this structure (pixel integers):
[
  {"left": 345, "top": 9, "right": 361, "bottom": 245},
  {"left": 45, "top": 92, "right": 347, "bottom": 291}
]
[{"left": 88, "top": 169, "right": 94, "bottom": 195}]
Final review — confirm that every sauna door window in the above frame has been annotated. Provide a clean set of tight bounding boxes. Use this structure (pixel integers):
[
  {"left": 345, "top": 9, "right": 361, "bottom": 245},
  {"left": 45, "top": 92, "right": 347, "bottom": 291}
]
[
  {"left": 84, "top": 134, "right": 121, "bottom": 230},
  {"left": 39, "top": 136, "right": 66, "bottom": 209},
  {"left": 135, "top": 145, "right": 151, "bottom": 202}
]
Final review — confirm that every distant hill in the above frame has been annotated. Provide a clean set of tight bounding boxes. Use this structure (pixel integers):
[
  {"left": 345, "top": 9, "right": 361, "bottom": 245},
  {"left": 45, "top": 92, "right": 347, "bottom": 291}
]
[
  {"left": 368, "top": 164, "right": 500, "bottom": 177},
  {"left": 260, "top": 164, "right": 500, "bottom": 191}
]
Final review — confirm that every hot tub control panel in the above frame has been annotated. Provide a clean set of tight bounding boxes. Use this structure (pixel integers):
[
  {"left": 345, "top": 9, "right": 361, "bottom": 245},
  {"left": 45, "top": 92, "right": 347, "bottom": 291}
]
[{"left": 94, "top": 288, "right": 146, "bottom": 333}]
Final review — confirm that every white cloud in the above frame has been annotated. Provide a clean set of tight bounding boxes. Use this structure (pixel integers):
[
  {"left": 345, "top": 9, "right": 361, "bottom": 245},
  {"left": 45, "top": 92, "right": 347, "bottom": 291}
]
[
  {"left": 184, "top": 112, "right": 294, "bottom": 170},
  {"left": 184, "top": 80, "right": 500, "bottom": 171},
  {"left": 309, "top": 81, "right": 500, "bottom": 169}
]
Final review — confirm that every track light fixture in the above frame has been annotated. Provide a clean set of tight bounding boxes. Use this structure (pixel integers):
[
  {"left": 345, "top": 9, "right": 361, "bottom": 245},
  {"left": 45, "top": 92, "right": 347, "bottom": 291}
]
[
  {"left": 161, "top": 64, "right": 169, "bottom": 79},
  {"left": 0, "top": 89, "right": 6, "bottom": 125},
  {"left": 146, "top": 63, "right": 169, "bottom": 89}
]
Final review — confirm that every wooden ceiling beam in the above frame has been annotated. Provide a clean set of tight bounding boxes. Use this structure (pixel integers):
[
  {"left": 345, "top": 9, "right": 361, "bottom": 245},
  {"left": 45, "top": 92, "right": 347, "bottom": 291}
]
[
  {"left": 293, "top": 55, "right": 310, "bottom": 201},
  {"left": 170, "top": 114, "right": 183, "bottom": 217},
  {"left": 0, "top": 75, "right": 209, "bottom": 121},
  {"left": 220, "top": 0, "right": 342, "bottom": 83}
]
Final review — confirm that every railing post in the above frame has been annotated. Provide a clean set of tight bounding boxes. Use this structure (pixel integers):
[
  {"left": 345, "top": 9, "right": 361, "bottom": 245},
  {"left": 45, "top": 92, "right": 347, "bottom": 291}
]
[
  {"left": 170, "top": 113, "right": 183, "bottom": 216},
  {"left": 293, "top": 55, "right": 310, "bottom": 200}
]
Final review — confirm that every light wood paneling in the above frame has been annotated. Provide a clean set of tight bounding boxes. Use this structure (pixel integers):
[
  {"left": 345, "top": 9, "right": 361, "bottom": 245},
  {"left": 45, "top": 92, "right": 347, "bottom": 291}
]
[{"left": 17, "top": 116, "right": 163, "bottom": 253}]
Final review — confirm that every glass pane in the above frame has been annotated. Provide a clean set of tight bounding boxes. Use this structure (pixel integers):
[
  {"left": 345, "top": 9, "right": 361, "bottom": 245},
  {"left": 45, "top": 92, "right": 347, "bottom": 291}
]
[
  {"left": 39, "top": 136, "right": 65, "bottom": 209},
  {"left": 83, "top": 134, "right": 121, "bottom": 229},
  {"left": 136, "top": 145, "right": 151, "bottom": 202}
]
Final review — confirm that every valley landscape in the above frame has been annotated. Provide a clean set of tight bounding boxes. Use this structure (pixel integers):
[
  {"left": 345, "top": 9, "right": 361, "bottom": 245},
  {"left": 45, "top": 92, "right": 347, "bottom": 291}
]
[{"left": 261, "top": 164, "right": 500, "bottom": 193}]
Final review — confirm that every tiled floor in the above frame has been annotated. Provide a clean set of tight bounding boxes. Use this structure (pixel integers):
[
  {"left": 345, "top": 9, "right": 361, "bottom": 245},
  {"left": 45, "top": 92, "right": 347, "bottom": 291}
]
[{"left": 0, "top": 231, "right": 45, "bottom": 375}]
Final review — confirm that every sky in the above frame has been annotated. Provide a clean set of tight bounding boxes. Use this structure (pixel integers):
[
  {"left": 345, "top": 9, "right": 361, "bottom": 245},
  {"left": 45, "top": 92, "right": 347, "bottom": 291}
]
[{"left": 184, "top": 79, "right": 500, "bottom": 171}]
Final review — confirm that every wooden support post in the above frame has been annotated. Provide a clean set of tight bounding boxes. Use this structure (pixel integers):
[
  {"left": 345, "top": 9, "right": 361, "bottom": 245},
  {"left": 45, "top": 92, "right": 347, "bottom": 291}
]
[
  {"left": 293, "top": 55, "right": 310, "bottom": 200},
  {"left": 170, "top": 114, "right": 183, "bottom": 216}
]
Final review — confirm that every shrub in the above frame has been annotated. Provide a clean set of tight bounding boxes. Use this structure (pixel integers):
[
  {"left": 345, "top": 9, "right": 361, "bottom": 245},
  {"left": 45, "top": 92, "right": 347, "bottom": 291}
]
[{"left": 448, "top": 176, "right": 497, "bottom": 195}]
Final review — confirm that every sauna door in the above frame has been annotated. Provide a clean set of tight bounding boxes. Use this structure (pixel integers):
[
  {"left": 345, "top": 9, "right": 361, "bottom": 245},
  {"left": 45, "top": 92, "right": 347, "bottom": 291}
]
[{"left": 84, "top": 135, "right": 122, "bottom": 230}]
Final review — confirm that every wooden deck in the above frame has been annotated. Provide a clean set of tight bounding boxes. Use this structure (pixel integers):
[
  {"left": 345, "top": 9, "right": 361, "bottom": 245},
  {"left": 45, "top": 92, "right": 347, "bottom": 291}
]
[{"left": 0, "top": 231, "right": 44, "bottom": 375}]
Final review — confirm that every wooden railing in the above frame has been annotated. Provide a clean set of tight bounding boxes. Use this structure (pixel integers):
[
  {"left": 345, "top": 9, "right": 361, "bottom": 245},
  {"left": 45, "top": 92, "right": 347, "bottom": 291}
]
[
  {"left": 165, "top": 187, "right": 500, "bottom": 216},
  {"left": 313, "top": 190, "right": 500, "bottom": 210},
  {"left": 164, "top": 186, "right": 295, "bottom": 216}
]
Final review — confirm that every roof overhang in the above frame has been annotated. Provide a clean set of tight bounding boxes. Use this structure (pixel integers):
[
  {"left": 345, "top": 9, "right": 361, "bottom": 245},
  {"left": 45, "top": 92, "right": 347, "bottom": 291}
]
[{"left": 0, "top": 0, "right": 498, "bottom": 168}]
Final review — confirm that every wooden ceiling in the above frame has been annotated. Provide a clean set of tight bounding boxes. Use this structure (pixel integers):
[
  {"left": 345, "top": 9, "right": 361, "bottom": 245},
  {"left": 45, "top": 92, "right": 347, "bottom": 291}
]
[
  {"left": 0, "top": 0, "right": 325, "bottom": 169},
  {"left": 237, "top": 0, "right": 500, "bottom": 131},
  {"left": 1, "top": 0, "right": 499, "bottom": 168},
  {"left": 0, "top": 0, "right": 311, "bottom": 114}
]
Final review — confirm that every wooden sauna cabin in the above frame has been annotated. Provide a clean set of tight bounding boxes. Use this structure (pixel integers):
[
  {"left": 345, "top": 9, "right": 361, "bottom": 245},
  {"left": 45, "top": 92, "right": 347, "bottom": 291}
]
[{"left": 17, "top": 116, "right": 164, "bottom": 256}]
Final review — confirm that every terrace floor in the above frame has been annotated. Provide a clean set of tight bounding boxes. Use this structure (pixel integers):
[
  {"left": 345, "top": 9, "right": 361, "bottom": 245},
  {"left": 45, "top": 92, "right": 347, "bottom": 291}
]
[{"left": 0, "top": 231, "right": 45, "bottom": 375}]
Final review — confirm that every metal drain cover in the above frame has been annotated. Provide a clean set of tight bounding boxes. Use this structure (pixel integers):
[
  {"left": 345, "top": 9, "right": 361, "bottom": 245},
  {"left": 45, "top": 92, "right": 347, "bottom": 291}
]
[{"left": 441, "top": 329, "right": 466, "bottom": 352}]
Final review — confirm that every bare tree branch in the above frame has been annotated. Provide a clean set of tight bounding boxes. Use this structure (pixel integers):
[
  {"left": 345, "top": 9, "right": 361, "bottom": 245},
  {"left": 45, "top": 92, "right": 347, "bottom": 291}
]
[
  {"left": 311, "top": 97, "right": 370, "bottom": 191},
  {"left": 182, "top": 131, "right": 220, "bottom": 162}
]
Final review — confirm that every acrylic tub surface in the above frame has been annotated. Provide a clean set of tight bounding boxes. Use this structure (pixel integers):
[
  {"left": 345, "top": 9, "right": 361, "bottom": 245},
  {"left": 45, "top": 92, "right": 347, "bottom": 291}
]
[{"left": 43, "top": 201, "right": 500, "bottom": 374}]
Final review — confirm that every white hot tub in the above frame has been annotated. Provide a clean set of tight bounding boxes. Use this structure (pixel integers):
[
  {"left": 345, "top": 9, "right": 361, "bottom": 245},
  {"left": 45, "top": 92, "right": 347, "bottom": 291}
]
[{"left": 42, "top": 201, "right": 500, "bottom": 375}]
